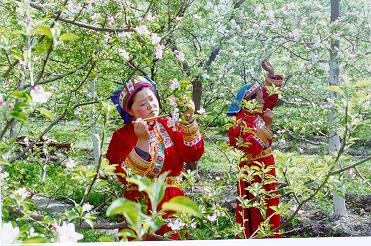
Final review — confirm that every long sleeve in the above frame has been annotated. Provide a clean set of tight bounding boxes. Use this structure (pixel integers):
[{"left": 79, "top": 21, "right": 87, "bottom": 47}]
[
  {"left": 228, "top": 111, "right": 273, "bottom": 156},
  {"left": 165, "top": 119, "right": 204, "bottom": 164},
  {"left": 106, "top": 128, "right": 136, "bottom": 184},
  {"left": 263, "top": 74, "right": 284, "bottom": 110},
  {"left": 107, "top": 125, "right": 159, "bottom": 182}
]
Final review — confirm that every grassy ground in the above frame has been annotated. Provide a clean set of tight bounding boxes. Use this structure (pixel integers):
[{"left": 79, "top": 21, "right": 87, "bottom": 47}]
[{"left": 6, "top": 119, "right": 370, "bottom": 241}]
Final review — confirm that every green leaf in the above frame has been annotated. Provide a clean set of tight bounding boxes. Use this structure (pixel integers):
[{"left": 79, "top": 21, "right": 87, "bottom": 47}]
[
  {"left": 325, "top": 85, "right": 345, "bottom": 96},
  {"left": 10, "top": 111, "right": 27, "bottom": 122},
  {"left": 99, "top": 236, "right": 113, "bottom": 242},
  {"left": 0, "top": 158, "right": 9, "bottom": 165},
  {"left": 126, "top": 176, "right": 152, "bottom": 192},
  {"left": 34, "top": 25, "right": 52, "bottom": 39},
  {"left": 23, "top": 236, "right": 49, "bottom": 243},
  {"left": 11, "top": 30, "right": 25, "bottom": 36},
  {"left": 106, "top": 198, "right": 141, "bottom": 228},
  {"left": 0, "top": 143, "right": 8, "bottom": 149},
  {"left": 84, "top": 218, "right": 94, "bottom": 229},
  {"left": 162, "top": 196, "right": 200, "bottom": 216},
  {"left": 59, "top": 33, "right": 80, "bottom": 42},
  {"left": 117, "top": 229, "right": 137, "bottom": 240},
  {"left": 10, "top": 91, "right": 31, "bottom": 100},
  {"left": 39, "top": 108, "right": 53, "bottom": 120}
]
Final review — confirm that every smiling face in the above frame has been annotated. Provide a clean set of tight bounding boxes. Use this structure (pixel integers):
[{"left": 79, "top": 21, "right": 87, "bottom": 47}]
[{"left": 127, "top": 87, "right": 159, "bottom": 120}]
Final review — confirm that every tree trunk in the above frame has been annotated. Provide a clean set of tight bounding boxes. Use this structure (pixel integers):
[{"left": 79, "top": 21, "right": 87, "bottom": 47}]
[
  {"left": 192, "top": 76, "right": 202, "bottom": 111},
  {"left": 329, "top": 0, "right": 346, "bottom": 217},
  {"left": 90, "top": 80, "right": 100, "bottom": 165}
]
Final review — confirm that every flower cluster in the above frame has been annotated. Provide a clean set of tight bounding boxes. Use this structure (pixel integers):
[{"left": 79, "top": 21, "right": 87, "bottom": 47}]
[
  {"left": 30, "top": 85, "right": 52, "bottom": 103},
  {"left": 1, "top": 222, "right": 20, "bottom": 244},
  {"left": 52, "top": 222, "right": 83, "bottom": 243},
  {"left": 165, "top": 79, "right": 193, "bottom": 130}
]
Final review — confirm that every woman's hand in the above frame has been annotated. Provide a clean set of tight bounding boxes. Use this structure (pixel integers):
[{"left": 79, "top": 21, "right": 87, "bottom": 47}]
[
  {"left": 261, "top": 60, "right": 275, "bottom": 78},
  {"left": 183, "top": 100, "right": 195, "bottom": 123},
  {"left": 133, "top": 118, "right": 150, "bottom": 152},
  {"left": 263, "top": 109, "right": 273, "bottom": 128}
]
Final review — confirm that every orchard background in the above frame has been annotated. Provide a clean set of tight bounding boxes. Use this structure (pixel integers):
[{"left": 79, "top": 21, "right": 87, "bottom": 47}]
[{"left": 0, "top": 0, "right": 370, "bottom": 243}]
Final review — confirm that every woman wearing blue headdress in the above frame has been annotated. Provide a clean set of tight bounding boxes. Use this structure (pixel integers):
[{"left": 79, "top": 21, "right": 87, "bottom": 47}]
[
  {"left": 106, "top": 76, "right": 204, "bottom": 240},
  {"left": 227, "top": 61, "right": 284, "bottom": 238}
]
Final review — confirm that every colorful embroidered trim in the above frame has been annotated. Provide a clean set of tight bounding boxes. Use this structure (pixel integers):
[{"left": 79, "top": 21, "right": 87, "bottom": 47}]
[
  {"left": 181, "top": 120, "right": 202, "bottom": 147},
  {"left": 125, "top": 176, "right": 181, "bottom": 192},
  {"left": 264, "top": 75, "right": 283, "bottom": 87},
  {"left": 157, "top": 122, "right": 174, "bottom": 148},
  {"left": 253, "top": 116, "right": 273, "bottom": 148},
  {"left": 124, "top": 147, "right": 156, "bottom": 176},
  {"left": 123, "top": 122, "right": 174, "bottom": 177},
  {"left": 244, "top": 147, "right": 272, "bottom": 162}
]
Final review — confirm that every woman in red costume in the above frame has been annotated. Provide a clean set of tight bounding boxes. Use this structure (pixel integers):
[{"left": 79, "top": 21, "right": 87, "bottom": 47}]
[
  {"left": 106, "top": 76, "right": 204, "bottom": 240},
  {"left": 227, "top": 62, "right": 283, "bottom": 238}
]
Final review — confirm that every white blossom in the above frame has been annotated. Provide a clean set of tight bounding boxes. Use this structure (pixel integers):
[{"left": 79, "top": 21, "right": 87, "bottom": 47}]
[
  {"left": 174, "top": 50, "right": 185, "bottom": 62},
  {"left": 169, "top": 79, "right": 180, "bottom": 91},
  {"left": 0, "top": 171, "right": 9, "bottom": 179},
  {"left": 150, "top": 33, "right": 161, "bottom": 45},
  {"left": 135, "top": 25, "right": 150, "bottom": 36},
  {"left": 14, "top": 187, "right": 28, "bottom": 201},
  {"left": 54, "top": 222, "right": 83, "bottom": 243},
  {"left": 118, "top": 31, "right": 132, "bottom": 39},
  {"left": 166, "top": 117, "right": 177, "bottom": 131},
  {"left": 290, "top": 206, "right": 304, "bottom": 217},
  {"left": 207, "top": 213, "right": 217, "bottom": 222},
  {"left": 74, "top": 107, "right": 81, "bottom": 116},
  {"left": 91, "top": 13, "right": 101, "bottom": 21},
  {"left": 64, "top": 158, "right": 77, "bottom": 169},
  {"left": 167, "top": 108, "right": 179, "bottom": 131},
  {"left": 1, "top": 222, "right": 20, "bottom": 244},
  {"left": 291, "top": 29, "right": 301, "bottom": 42},
  {"left": 168, "top": 95, "right": 177, "bottom": 107},
  {"left": 266, "top": 10, "right": 275, "bottom": 20},
  {"left": 349, "top": 169, "right": 356, "bottom": 179},
  {"left": 308, "top": 53, "right": 318, "bottom": 62},
  {"left": 193, "top": 14, "right": 201, "bottom": 20},
  {"left": 197, "top": 108, "right": 207, "bottom": 117},
  {"left": 124, "top": 0, "right": 133, "bottom": 7},
  {"left": 155, "top": 44, "right": 165, "bottom": 59},
  {"left": 107, "top": 16, "right": 115, "bottom": 25},
  {"left": 168, "top": 219, "right": 185, "bottom": 231},
  {"left": 201, "top": 74, "right": 210, "bottom": 79},
  {"left": 82, "top": 203, "right": 93, "bottom": 212},
  {"left": 190, "top": 221, "right": 197, "bottom": 228},
  {"left": 146, "top": 12, "right": 154, "bottom": 21},
  {"left": 175, "top": 16, "right": 182, "bottom": 22},
  {"left": 118, "top": 48, "right": 130, "bottom": 61},
  {"left": 30, "top": 85, "right": 52, "bottom": 103}
]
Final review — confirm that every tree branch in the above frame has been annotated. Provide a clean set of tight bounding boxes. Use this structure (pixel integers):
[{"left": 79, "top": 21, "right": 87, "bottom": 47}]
[
  {"left": 9, "top": 100, "right": 99, "bottom": 163},
  {"left": 23, "top": 57, "right": 93, "bottom": 88},
  {"left": 29, "top": 2, "right": 133, "bottom": 33},
  {"left": 329, "top": 156, "right": 371, "bottom": 175}
]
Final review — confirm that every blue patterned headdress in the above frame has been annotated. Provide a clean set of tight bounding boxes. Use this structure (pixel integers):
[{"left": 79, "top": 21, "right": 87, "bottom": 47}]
[
  {"left": 111, "top": 76, "right": 157, "bottom": 123},
  {"left": 227, "top": 81, "right": 261, "bottom": 116}
]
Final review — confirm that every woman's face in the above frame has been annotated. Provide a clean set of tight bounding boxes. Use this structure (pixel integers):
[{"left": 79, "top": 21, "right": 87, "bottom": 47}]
[{"left": 127, "top": 87, "right": 159, "bottom": 120}]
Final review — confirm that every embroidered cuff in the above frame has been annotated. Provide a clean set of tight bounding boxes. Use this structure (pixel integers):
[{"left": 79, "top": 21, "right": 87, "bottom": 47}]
[
  {"left": 265, "top": 75, "right": 284, "bottom": 88},
  {"left": 253, "top": 116, "right": 273, "bottom": 148},
  {"left": 124, "top": 147, "right": 156, "bottom": 176},
  {"left": 181, "top": 120, "right": 202, "bottom": 147}
]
